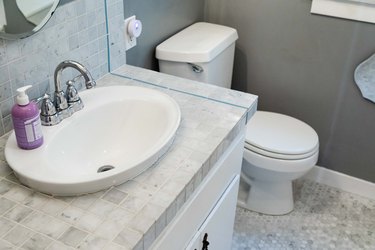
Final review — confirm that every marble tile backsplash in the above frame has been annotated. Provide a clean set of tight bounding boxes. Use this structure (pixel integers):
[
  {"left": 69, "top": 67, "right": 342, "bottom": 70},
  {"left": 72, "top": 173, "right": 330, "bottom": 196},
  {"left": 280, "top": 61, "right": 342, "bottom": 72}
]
[{"left": 0, "top": 0, "right": 126, "bottom": 137}]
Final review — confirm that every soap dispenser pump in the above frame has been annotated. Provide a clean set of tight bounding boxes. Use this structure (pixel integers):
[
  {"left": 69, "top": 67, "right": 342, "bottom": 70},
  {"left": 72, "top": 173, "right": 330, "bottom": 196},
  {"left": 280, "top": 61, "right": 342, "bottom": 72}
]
[{"left": 11, "top": 85, "right": 43, "bottom": 149}]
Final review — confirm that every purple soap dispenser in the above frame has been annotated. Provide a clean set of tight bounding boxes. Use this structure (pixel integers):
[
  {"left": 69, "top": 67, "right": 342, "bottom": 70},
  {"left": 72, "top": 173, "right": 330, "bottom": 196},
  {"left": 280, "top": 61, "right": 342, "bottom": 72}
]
[{"left": 11, "top": 85, "right": 44, "bottom": 149}]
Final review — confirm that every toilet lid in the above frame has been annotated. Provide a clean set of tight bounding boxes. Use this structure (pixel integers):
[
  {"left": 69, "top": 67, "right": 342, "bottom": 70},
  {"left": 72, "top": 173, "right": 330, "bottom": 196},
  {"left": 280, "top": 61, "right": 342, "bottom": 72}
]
[{"left": 245, "top": 111, "right": 319, "bottom": 159}]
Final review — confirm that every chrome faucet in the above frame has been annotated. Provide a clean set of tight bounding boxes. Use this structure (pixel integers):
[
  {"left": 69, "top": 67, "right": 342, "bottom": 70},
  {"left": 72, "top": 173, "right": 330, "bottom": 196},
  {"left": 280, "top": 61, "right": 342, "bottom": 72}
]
[
  {"left": 40, "top": 60, "right": 96, "bottom": 126},
  {"left": 54, "top": 60, "right": 96, "bottom": 115}
]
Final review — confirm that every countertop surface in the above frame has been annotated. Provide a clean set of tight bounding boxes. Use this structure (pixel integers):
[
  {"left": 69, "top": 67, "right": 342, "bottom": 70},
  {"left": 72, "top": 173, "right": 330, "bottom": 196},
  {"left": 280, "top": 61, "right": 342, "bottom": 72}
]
[{"left": 0, "top": 65, "right": 257, "bottom": 249}]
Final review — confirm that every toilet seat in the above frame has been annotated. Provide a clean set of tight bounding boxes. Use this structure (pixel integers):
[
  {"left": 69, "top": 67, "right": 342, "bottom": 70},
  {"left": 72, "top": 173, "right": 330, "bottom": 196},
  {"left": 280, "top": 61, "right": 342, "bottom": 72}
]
[
  {"left": 245, "top": 142, "right": 319, "bottom": 160},
  {"left": 245, "top": 111, "right": 319, "bottom": 160}
]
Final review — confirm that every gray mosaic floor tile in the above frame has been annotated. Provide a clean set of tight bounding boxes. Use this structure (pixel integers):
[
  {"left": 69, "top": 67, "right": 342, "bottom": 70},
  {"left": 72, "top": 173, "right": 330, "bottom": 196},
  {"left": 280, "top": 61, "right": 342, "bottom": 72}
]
[{"left": 232, "top": 179, "right": 375, "bottom": 250}]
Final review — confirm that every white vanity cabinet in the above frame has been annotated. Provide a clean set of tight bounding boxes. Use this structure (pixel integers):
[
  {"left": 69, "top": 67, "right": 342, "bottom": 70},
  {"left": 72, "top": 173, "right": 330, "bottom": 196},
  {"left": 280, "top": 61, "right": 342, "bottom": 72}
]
[{"left": 150, "top": 132, "right": 244, "bottom": 250}]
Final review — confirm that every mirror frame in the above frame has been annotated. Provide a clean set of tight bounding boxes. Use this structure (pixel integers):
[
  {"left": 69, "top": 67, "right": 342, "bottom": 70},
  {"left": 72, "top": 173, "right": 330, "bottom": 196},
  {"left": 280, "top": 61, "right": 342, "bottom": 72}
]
[{"left": 0, "top": 0, "right": 60, "bottom": 40}]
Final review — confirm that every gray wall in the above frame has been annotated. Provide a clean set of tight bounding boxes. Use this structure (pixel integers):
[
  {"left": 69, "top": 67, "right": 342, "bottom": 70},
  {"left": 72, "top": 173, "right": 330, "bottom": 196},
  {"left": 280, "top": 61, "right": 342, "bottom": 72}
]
[
  {"left": 122, "top": 0, "right": 375, "bottom": 182},
  {"left": 123, "top": 0, "right": 204, "bottom": 70},
  {"left": 205, "top": 0, "right": 375, "bottom": 182}
]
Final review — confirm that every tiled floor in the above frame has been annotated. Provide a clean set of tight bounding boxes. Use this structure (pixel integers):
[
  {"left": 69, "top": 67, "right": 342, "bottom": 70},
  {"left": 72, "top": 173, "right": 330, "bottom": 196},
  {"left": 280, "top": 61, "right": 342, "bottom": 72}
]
[{"left": 232, "top": 179, "right": 375, "bottom": 250}]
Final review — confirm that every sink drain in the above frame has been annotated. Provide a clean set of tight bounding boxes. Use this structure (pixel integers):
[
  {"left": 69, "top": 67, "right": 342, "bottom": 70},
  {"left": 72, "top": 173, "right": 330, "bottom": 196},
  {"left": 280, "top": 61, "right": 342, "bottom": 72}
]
[{"left": 97, "top": 165, "right": 115, "bottom": 173}]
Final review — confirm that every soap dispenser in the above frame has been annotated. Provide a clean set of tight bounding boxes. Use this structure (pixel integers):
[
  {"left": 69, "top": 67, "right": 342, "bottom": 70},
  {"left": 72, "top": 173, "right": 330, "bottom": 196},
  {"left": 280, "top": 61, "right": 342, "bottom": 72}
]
[{"left": 11, "top": 85, "right": 43, "bottom": 149}]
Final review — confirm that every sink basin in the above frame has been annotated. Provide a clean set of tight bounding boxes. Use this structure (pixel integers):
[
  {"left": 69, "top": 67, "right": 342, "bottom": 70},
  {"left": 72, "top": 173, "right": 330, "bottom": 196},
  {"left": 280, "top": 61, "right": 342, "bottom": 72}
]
[{"left": 5, "top": 85, "right": 181, "bottom": 195}]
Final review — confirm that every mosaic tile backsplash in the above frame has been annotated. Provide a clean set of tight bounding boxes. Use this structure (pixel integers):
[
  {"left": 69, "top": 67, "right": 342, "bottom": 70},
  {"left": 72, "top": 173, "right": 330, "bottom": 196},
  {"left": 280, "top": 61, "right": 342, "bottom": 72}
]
[{"left": 0, "top": 0, "right": 126, "bottom": 137}]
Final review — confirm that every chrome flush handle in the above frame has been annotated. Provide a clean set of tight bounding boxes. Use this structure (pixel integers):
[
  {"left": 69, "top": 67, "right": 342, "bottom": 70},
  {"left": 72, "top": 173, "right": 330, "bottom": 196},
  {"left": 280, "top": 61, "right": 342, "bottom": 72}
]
[{"left": 188, "top": 63, "right": 204, "bottom": 73}]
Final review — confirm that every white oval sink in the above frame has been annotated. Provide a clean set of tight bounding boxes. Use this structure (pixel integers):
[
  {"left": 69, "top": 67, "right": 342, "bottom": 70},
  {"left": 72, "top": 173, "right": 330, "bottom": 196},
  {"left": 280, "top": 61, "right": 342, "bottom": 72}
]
[{"left": 5, "top": 85, "right": 181, "bottom": 195}]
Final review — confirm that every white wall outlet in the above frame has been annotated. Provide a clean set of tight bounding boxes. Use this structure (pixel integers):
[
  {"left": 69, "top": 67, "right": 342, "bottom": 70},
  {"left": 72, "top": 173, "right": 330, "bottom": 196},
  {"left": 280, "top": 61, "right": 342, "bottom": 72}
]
[{"left": 124, "top": 15, "right": 137, "bottom": 51}]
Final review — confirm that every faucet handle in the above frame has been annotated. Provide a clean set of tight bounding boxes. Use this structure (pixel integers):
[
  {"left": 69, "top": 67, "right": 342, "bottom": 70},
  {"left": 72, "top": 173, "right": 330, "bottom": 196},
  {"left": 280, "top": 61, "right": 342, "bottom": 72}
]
[
  {"left": 40, "top": 94, "right": 56, "bottom": 115},
  {"left": 66, "top": 80, "right": 80, "bottom": 102},
  {"left": 40, "top": 94, "right": 61, "bottom": 126},
  {"left": 65, "top": 80, "right": 84, "bottom": 112}
]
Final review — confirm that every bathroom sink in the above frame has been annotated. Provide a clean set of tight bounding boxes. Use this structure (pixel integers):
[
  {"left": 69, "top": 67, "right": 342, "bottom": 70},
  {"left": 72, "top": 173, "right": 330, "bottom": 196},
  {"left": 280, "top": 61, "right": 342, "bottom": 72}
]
[{"left": 5, "top": 85, "right": 181, "bottom": 195}]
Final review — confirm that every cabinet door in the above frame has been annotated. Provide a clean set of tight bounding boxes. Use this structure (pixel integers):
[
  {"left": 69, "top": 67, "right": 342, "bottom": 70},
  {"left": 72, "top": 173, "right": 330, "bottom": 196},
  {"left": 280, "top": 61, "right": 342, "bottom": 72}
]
[{"left": 186, "top": 175, "right": 240, "bottom": 250}]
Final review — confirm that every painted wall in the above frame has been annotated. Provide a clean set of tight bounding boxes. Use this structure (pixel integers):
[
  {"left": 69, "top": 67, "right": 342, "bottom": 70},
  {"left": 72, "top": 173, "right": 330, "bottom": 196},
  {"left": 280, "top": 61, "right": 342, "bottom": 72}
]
[
  {"left": 123, "top": 0, "right": 204, "bottom": 70},
  {"left": 0, "top": 0, "right": 126, "bottom": 137},
  {"left": 205, "top": 0, "right": 375, "bottom": 182}
]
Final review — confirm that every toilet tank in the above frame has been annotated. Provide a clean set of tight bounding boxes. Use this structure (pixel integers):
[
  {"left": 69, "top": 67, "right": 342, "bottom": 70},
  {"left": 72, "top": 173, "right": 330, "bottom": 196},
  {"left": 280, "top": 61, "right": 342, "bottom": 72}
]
[{"left": 156, "top": 22, "right": 238, "bottom": 89}]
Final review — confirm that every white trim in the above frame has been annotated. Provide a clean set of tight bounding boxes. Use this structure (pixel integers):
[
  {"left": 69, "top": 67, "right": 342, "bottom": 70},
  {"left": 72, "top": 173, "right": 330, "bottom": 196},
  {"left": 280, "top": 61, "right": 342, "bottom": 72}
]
[
  {"left": 303, "top": 166, "right": 375, "bottom": 200},
  {"left": 311, "top": 0, "right": 375, "bottom": 24}
]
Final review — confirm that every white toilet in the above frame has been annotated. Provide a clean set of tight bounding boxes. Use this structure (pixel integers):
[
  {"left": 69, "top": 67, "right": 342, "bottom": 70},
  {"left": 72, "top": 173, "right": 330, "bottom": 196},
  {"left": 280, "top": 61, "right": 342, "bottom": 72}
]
[{"left": 156, "top": 22, "right": 319, "bottom": 215}]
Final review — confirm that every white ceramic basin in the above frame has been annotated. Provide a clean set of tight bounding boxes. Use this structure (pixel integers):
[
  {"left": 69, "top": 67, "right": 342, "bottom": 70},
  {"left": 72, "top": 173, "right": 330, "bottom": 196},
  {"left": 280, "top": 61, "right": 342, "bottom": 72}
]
[{"left": 5, "top": 85, "right": 181, "bottom": 195}]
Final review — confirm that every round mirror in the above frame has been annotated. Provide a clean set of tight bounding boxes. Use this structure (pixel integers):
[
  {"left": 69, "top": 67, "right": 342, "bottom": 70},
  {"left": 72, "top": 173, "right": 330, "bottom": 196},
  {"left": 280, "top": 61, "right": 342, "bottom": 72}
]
[{"left": 0, "top": 0, "right": 60, "bottom": 40}]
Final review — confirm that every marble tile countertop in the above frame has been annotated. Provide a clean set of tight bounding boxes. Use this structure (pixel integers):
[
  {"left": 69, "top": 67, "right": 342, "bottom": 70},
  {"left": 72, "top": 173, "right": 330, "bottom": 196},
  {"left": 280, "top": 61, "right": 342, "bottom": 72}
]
[{"left": 0, "top": 65, "right": 257, "bottom": 250}]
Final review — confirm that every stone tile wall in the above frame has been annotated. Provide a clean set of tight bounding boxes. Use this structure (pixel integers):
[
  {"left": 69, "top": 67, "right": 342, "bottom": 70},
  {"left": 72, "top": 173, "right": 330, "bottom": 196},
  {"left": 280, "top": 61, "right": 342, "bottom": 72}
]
[{"left": 0, "top": 0, "right": 126, "bottom": 137}]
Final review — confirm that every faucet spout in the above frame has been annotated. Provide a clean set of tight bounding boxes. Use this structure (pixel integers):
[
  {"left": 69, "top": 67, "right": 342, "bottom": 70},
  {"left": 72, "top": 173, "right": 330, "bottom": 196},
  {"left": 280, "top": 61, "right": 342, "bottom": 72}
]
[{"left": 54, "top": 60, "right": 96, "bottom": 92}]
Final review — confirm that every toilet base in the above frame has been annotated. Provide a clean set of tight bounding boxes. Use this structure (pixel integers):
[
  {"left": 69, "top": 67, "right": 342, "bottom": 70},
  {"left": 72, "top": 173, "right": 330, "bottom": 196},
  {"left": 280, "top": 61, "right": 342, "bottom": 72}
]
[{"left": 238, "top": 178, "right": 294, "bottom": 215}]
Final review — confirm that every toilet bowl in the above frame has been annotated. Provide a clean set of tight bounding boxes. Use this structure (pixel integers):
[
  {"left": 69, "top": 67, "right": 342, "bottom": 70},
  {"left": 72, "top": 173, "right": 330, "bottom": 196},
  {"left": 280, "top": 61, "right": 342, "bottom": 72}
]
[
  {"left": 238, "top": 111, "right": 319, "bottom": 215},
  {"left": 156, "top": 22, "right": 319, "bottom": 215}
]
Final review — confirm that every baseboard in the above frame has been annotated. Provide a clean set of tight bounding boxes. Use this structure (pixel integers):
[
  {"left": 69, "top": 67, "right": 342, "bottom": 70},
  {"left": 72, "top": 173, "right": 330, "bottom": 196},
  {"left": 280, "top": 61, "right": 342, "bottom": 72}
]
[{"left": 303, "top": 166, "right": 375, "bottom": 200}]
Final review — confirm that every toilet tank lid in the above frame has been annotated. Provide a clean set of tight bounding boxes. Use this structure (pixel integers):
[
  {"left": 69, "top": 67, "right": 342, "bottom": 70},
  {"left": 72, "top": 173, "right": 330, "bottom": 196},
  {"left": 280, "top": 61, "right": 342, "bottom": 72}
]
[{"left": 156, "top": 22, "right": 238, "bottom": 63}]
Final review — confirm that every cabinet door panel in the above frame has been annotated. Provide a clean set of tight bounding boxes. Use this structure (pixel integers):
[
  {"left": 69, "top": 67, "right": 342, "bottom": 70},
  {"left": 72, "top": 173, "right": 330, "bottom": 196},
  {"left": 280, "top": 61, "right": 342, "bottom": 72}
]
[{"left": 186, "top": 175, "right": 240, "bottom": 250}]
